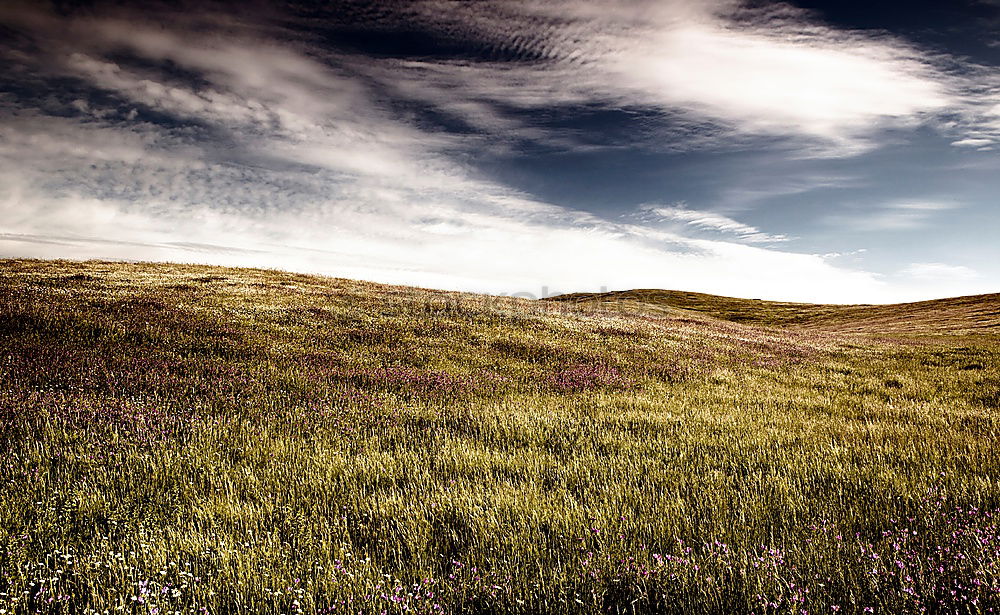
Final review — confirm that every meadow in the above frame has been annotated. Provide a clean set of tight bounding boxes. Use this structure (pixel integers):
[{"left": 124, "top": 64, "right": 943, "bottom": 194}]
[{"left": 1, "top": 259, "right": 999, "bottom": 614}]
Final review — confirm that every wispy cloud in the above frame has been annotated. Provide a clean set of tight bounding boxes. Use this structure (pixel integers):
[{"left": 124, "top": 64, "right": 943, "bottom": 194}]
[
  {"left": 332, "top": 0, "right": 968, "bottom": 155},
  {"left": 829, "top": 200, "right": 961, "bottom": 231},
  {"left": 647, "top": 205, "right": 789, "bottom": 243},
  {"left": 948, "top": 86, "right": 1000, "bottom": 150}
]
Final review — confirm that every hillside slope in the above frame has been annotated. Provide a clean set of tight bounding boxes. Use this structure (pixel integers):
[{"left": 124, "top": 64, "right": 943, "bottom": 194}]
[
  {"left": 549, "top": 288, "right": 1000, "bottom": 335},
  {"left": 1, "top": 259, "right": 999, "bottom": 614}
]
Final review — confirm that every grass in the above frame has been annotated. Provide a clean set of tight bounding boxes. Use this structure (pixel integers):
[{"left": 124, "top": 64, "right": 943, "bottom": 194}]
[
  {"left": 1, "top": 258, "right": 998, "bottom": 614},
  {"left": 550, "top": 289, "right": 1000, "bottom": 335}
]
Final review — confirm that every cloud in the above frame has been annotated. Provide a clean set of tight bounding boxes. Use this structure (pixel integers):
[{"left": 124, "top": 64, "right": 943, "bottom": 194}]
[
  {"left": 0, "top": 1, "right": 992, "bottom": 303},
  {"left": 829, "top": 200, "right": 961, "bottom": 231},
  {"left": 820, "top": 249, "right": 868, "bottom": 259},
  {"left": 647, "top": 205, "right": 789, "bottom": 243},
  {"left": 951, "top": 137, "right": 997, "bottom": 148},
  {"left": 893, "top": 262, "right": 990, "bottom": 299},
  {"left": 0, "top": 131, "right": 892, "bottom": 303},
  {"left": 947, "top": 87, "right": 1000, "bottom": 149},
  {"left": 900, "top": 262, "right": 980, "bottom": 281},
  {"left": 2, "top": 0, "right": 995, "bottom": 155},
  {"left": 328, "top": 0, "right": 964, "bottom": 155}
]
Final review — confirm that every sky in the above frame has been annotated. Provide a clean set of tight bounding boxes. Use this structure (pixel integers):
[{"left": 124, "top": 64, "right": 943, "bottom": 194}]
[{"left": 1, "top": 0, "right": 998, "bottom": 303}]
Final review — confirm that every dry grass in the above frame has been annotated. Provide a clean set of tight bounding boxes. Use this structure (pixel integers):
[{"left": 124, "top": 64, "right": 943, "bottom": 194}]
[
  {"left": 550, "top": 288, "right": 1000, "bottom": 336},
  {"left": 1, "top": 259, "right": 998, "bottom": 614}
]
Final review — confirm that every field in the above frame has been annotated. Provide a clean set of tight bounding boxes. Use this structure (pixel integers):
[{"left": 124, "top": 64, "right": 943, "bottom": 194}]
[{"left": 1, "top": 259, "right": 999, "bottom": 614}]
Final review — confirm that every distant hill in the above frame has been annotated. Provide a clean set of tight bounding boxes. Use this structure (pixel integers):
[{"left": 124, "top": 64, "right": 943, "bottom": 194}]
[{"left": 547, "top": 289, "right": 1000, "bottom": 335}]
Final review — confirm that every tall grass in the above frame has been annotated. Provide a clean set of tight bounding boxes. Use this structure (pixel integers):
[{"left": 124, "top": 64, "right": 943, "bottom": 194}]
[{"left": 1, "top": 259, "right": 998, "bottom": 614}]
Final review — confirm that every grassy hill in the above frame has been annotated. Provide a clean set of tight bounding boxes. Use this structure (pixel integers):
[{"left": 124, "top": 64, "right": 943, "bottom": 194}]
[
  {"left": 549, "top": 289, "right": 1000, "bottom": 335},
  {"left": 1, "top": 259, "right": 999, "bottom": 614}
]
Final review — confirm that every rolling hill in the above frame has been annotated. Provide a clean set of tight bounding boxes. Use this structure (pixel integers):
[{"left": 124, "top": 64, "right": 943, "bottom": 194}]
[
  {"left": 548, "top": 288, "right": 1000, "bottom": 335},
  {"left": 1, "top": 259, "right": 998, "bottom": 614}
]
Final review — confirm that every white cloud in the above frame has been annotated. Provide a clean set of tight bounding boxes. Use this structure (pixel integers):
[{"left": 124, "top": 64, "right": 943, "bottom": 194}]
[
  {"left": 600, "top": 8, "right": 949, "bottom": 146},
  {"left": 951, "top": 137, "right": 996, "bottom": 149},
  {"left": 888, "top": 201, "right": 959, "bottom": 211},
  {"left": 900, "top": 262, "right": 980, "bottom": 281},
  {"left": 0, "top": 178, "right": 894, "bottom": 303},
  {"left": 0, "top": 109, "right": 893, "bottom": 303},
  {"left": 648, "top": 205, "right": 789, "bottom": 243},
  {"left": 892, "top": 262, "right": 991, "bottom": 299},
  {"left": 950, "top": 103, "right": 1000, "bottom": 149},
  {"left": 338, "top": 0, "right": 960, "bottom": 154},
  {"left": 829, "top": 200, "right": 960, "bottom": 231},
  {"left": 2, "top": 0, "right": 994, "bottom": 155},
  {"left": 819, "top": 248, "right": 868, "bottom": 260}
]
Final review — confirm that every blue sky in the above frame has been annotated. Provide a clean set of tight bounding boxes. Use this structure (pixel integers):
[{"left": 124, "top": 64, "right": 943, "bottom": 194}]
[{"left": 1, "top": 0, "right": 998, "bottom": 302}]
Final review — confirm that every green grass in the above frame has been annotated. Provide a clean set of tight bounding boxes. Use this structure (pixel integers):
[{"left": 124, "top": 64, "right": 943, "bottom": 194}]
[{"left": 1, "top": 259, "right": 998, "bottom": 614}]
